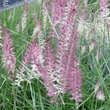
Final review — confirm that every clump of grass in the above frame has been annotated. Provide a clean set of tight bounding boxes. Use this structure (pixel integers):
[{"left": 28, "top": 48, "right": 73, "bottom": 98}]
[{"left": 0, "top": 0, "right": 110, "bottom": 110}]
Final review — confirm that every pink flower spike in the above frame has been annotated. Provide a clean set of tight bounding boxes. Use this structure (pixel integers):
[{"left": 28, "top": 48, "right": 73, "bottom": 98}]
[
  {"left": 100, "top": 0, "right": 109, "bottom": 10},
  {"left": 24, "top": 0, "right": 28, "bottom": 13},
  {"left": 99, "top": 0, "right": 109, "bottom": 18},
  {"left": 20, "top": 40, "right": 43, "bottom": 73},
  {"left": 51, "top": 0, "right": 66, "bottom": 25},
  {"left": 95, "top": 80, "right": 100, "bottom": 92},
  {"left": 84, "top": 0, "right": 88, "bottom": 8},
  {"left": 21, "top": 0, "right": 28, "bottom": 31},
  {"left": 96, "top": 90, "right": 105, "bottom": 101},
  {"left": 3, "top": 27, "right": 16, "bottom": 80},
  {"left": 32, "top": 22, "right": 41, "bottom": 37}
]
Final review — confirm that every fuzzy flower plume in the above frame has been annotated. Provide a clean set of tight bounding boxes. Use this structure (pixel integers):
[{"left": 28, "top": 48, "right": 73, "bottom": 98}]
[
  {"left": 19, "top": 41, "right": 33, "bottom": 73},
  {"left": 51, "top": 0, "right": 66, "bottom": 25},
  {"left": 32, "top": 22, "right": 41, "bottom": 38},
  {"left": 39, "top": 39, "right": 58, "bottom": 103},
  {"left": 84, "top": 0, "right": 88, "bottom": 8},
  {"left": 63, "top": 29, "right": 82, "bottom": 102},
  {"left": 29, "top": 40, "right": 44, "bottom": 65},
  {"left": 42, "top": 2, "right": 48, "bottom": 32},
  {"left": 3, "top": 27, "right": 16, "bottom": 80},
  {"left": 21, "top": 0, "right": 28, "bottom": 31},
  {"left": 32, "top": 22, "right": 46, "bottom": 50},
  {"left": 100, "top": 0, "right": 109, "bottom": 10},
  {"left": 20, "top": 40, "right": 43, "bottom": 73},
  {"left": 20, "top": 39, "right": 57, "bottom": 102},
  {"left": 94, "top": 80, "right": 105, "bottom": 101},
  {"left": 96, "top": 90, "right": 105, "bottom": 101},
  {"left": 0, "top": 20, "right": 2, "bottom": 39},
  {"left": 32, "top": 22, "right": 45, "bottom": 50},
  {"left": 55, "top": 0, "right": 82, "bottom": 102},
  {"left": 28, "top": 39, "right": 58, "bottom": 103},
  {"left": 56, "top": 0, "right": 77, "bottom": 63},
  {"left": 38, "top": 32, "right": 46, "bottom": 50},
  {"left": 30, "top": 40, "right": 57, "bottom": 102},
  {"left": 0, "top": 20, "right": 2, "bottom": 47},
  {"left": 99, "top": 0, "right": 109, "bottom": 18},
  {"left": 36, "top": 62, "right": 58, "bottom": 103},
  {"left": 16, "top": 40, "right": 44, "bottom": 86}
]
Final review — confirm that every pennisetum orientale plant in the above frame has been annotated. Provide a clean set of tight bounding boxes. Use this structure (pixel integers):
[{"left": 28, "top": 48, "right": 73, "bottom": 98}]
[{"left": 2, "top": 0, "right": 83, "bottom": 108}]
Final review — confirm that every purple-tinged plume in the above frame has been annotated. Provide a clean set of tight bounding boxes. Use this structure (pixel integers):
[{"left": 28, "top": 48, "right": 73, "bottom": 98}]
[
  {"left": 3, "top": 27, "right": 16, "bottom": 80},
  {"left": 100, "top": 0, "right": 109, "bottom": 10},
  {"left": 84, "top": 0, "right": 88, "bottom": 8},
  {"left": 20, "top": 40, "right": 43, "bottom": 73},
  {"left": 99, "top": 0, "right": 109, "bottom": 18},
  {"left": 32, "top": 22, "right": 41, "bottom": 38},
  {"left": 51, "top": 0, "right": 66, "bottom": 25},
  {"left": 55, "top": 0, "right": 77, "bottom": 80},
  {"left": 35, "top": 62, "right": 58, "bottom": 103},
  {"left": 55, "top": 0, "right": 82, "bottom": 103},
  {"left": 0, "top": 20, "right": 2, "bottom": 43},
  {"left": 42, "top": 2, "right": 48, "bottom": 32},
  {"left": 29, "top": 40, "right": 43, "bottom": 65},
  {"left": 20, "top": 41, "right": 33, "bottom": 73},
  {"left": 21, "top": 39, "right": 57, "bottom": 102},
  {"left": 63, "top": 29, "right": 82, "bottom": 102},
  {"left": 21, "top": 0, "right": 28, "bottom": 31},
  {"left": 31, "top": 39, "right": 57, "bottom": 102}
]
